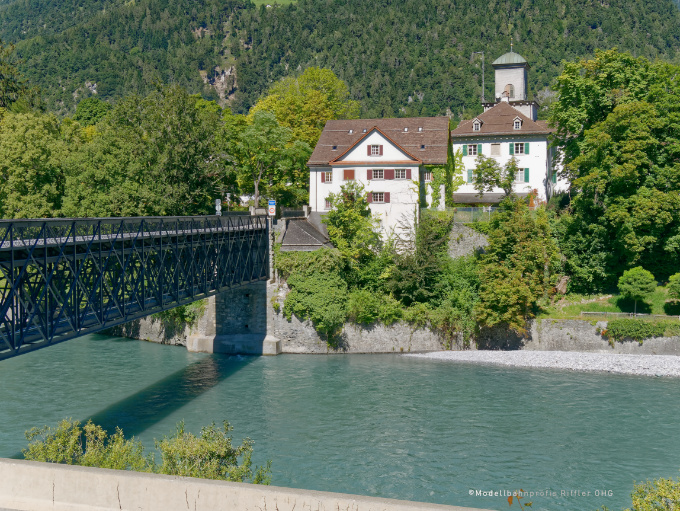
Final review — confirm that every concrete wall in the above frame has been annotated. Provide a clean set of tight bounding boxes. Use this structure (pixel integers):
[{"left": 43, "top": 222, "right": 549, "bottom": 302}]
[{"left": 0, "top": 458, "right": 491, "bottom": 511}]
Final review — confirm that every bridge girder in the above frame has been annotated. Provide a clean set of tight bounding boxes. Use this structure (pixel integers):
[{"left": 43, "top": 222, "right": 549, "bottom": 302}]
[{"left": 0, "top": 215, "right": 269, "bottom": 360}]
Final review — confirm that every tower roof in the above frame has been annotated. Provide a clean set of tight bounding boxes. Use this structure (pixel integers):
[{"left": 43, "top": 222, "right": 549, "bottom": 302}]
[{"left": 492, "top": 52, "right": 528, "bottom": 67}]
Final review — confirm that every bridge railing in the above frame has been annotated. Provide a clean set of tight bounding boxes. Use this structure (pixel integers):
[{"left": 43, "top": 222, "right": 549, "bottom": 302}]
[{"left": 0, "top": 215, "right": 266, "bottom": 249}]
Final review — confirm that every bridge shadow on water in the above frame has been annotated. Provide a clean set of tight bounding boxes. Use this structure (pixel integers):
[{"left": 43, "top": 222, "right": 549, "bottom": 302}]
[
  {"left": 10, "top": 353, "right": 256, "bottom": 459},
  {"left": 85, "top": 354, "right": 256, "bottom": 438}
]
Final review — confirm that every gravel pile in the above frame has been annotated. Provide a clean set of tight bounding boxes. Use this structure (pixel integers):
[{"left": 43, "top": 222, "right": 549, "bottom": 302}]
[{"left": 406, "top": 350, "right": 680, "bottom": 378}]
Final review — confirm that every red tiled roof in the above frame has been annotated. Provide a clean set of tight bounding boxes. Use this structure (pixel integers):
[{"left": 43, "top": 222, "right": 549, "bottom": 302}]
[
  {"left": 451, "top": 102, "right": 554, "bottom": 138},
  {"left": 308, "top": 117, "right": 450, "bottom": 166}
]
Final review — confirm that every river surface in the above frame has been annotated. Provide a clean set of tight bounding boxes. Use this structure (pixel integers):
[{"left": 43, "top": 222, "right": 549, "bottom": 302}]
[{"left": 2, "top": 334, "right": 680, "bottom": 511}]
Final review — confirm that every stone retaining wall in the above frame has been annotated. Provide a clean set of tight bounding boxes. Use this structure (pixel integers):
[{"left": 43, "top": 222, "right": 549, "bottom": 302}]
[
  {"left": 111, "top": 285, "right": 680, "bottom": 356},
  {"left": 478, "top": 318, "right": 680, "bottom": 355},
  {"left": 0, "top": 458, "right": 490, "bottom": 511}
]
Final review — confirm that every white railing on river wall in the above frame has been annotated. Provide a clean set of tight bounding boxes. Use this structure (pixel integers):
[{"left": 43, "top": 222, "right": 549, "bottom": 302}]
[{"left": 0, "top": 458, "right": 492, "bottom": 511}]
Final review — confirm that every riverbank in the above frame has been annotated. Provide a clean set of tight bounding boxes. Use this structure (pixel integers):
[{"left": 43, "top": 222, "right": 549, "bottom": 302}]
[{"left": 407, "top": 350, "right": 680, "bottom": 378}]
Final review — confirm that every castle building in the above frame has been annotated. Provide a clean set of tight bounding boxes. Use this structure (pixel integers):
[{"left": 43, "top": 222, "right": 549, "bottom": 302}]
[{"left": 451, "top": 51, "right": 567, "bottom": 203}]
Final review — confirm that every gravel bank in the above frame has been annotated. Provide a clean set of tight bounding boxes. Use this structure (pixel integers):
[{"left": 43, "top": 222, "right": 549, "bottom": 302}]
[{"left": 406, "top": 350, "right": 680, "bottom": 378}]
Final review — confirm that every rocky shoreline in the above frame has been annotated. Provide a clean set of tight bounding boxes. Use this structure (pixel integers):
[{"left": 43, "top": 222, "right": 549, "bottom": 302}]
[{"left": 406, "top": 350, "right": 680, "bottom": 378}]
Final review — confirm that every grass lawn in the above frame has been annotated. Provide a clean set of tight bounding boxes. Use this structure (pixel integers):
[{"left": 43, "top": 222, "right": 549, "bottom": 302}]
[{"left": 540, "top": 286, "right": 680, "bottom": 319}]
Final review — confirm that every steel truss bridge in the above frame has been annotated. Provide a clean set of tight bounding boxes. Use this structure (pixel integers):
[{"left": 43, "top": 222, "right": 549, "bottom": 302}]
[{"left": 0, "top": 215, "right": 269, "bottom": 361}]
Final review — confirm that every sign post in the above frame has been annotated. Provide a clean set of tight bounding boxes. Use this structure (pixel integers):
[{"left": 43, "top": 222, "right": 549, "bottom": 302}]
[
  {"left": 215, "top": 199, "right": 222, "bottom": 216},
  {"left": 268, "top": 199, "right": 276, "bottom": 217}
]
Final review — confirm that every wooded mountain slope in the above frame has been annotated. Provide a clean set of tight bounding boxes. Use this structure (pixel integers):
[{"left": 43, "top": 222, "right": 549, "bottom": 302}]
[{"left": 6, "top": 0, "right": 680, "bottom": 116}]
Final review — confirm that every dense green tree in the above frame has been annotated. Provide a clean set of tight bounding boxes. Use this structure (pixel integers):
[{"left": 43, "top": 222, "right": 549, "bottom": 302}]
[
  {"left": 323, "top": 181, "right": 381, "bottom": 264},
  {"left": 618, "top": 266, "right": 656, "bottom": 314},
  {"left": 551, "top": 51, "right": 680, "bottom": 290},
  {"left": 227, "top": 110, "right": 311, "bottom": 208},
  {"left": 63, "top": 85, "right": 225, "bottom": 217},
  {"left": 475, "top": 200, "right": 561, "bottom": 334},
  {"left": 248, "top": 67, "right": 359, "bottom": 147},
  {"left": 73, "top": 97, "right": 112, "bottom": 127},
  {"left": 389, "top": 211, "right": 454, "bottom": 306},
  {"left": 0, "top": 112, "right": 69, "bottom": 218}
]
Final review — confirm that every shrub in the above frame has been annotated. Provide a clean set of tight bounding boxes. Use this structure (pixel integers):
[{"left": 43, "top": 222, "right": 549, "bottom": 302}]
[
  {"left": 604, "top": 319, "right": 666, "bottom": 343},
  {"left": 23, "top": 419, "right": 271, "bottom": 484},
  {"left": 284, "top": 271, "right": 348, "bottom": 339},
  {"left": 347, "top": 290, "right": 403, "bottom": 325},
  {"left": 626, "top": 476, "right": 680, "bottom": 511},
  {"left": 153, "top": 299, "right": 206, "bottom": 327},
  {"left": 668, "top": 272, "right": 680, "bottom": 301}
]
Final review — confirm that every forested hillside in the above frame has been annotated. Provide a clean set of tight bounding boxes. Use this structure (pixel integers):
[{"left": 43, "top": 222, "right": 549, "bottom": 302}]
[{"left": 6, "top": 0, "right": 680, "bottom": 116}]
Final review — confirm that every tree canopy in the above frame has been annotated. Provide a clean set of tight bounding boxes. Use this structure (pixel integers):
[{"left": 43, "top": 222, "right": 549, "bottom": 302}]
[
  {"left": 248, "top": 67, "right": 359, "bottom": 147},
  {"left": 551, "top": 50, "right": 680, "bottom": 291}
]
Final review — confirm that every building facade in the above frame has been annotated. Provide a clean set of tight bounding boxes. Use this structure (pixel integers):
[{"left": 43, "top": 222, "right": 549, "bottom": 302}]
[
  {"left": 451, "top": 51, "right": 567, "bottom": 204},
  {"left": 307, "top": 117, "right": 450, "bottom": 234}
]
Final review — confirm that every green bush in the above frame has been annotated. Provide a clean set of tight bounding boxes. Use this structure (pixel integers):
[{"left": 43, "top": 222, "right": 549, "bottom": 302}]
[
  {"left": 669, "top": 272, "right": 680, "bottom": 301},
  {"left": 347, "top": 290, "right": 403, "bottom": 325},
  {"left": 605, "top": 319, "right": 667, "bottom": 343},
  {"left": 626, "top": 476, "right": 680, "bottom": 511},
  {"left": 23, "top": 419, "right": 271, "bottom": 484},
  {"left": 284, "top": 271, "right": 348, "bottom": 339},
  {"left": 153, "top": 300, "right": 206, "bottom": 327}
]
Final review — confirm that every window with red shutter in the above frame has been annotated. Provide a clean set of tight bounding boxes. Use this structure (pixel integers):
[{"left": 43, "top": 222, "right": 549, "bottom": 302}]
[
  {"left": 367, "top": 169, "right": 373, "bottom": 180},
  {"left": 366, "top": 193, "right": 373, "bottom": 203},
  {"left": 344, "top": 169, "right": 355, "bottom": 181},
  {"left": 367, "top": 145, "right": 371, "bottom": 156},
  {"left": 385, "top": 169, "right": 394, "bottom": 180},
  {"left": 320, "top": 172, "right": 325, "bottom": 183},
  {"left": 379, "top": 145, "right": 383, "bottom": 156},
  {"left": 384, "top": 192, "right": 390, "bottom": 203},
  {"left": 406, "top": 169, "right": 412, "bottom": 179}
]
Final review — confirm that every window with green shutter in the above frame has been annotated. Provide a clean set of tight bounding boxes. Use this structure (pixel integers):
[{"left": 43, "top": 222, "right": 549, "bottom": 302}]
[
  {"left": 467, "top": 169, "right": 473, "bottom": 183},
  {"left": 551, "top": 172, "right": 557, "bottom": 184},
  {"left": 525, "top": 143, "right": 530, "bottom": 154},
  {"left": 477, "top": 144, "right": 482, "bottom": 155},
  {"left": 524, "top": 168, "right": 530, "bottom": 183},
  {"left": 462, "top": 145, "right": 467, "bottom": 156},
  {"left": 509, "top": 143, "right": 514, "bottom": 155}
]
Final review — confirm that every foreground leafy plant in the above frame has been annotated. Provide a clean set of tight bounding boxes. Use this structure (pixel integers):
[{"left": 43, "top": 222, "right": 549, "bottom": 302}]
[{"left": 23, "top": 418, "right": 271, "bottom": 484}]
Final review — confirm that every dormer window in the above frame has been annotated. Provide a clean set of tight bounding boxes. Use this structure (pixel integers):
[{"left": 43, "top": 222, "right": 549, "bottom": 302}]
[
  {"left": 332, "top": 145, "right": 338, "bottom": 150},
  {"left": 472, "top": 119, "right": 482, "bottom": 132},
  {"left": 362, "top": 128, "right": 367, "bottom": 133},
  {"left": 513, "top": 117, "right": 522, "bottom": 130},
  {"left": 418, "top": 127, "right": 423, "bottom": 132},
  {"left": 404, "top": 127, "right": 409, "bottom": 132},
  {"left": 348, "top": 129, "right": 353, "bottom": 134}
]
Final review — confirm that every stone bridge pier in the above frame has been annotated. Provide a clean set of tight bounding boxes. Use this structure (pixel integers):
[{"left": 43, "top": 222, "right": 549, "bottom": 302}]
[{"left": 187, "top": 281, "right": 281, "bottom": 356}]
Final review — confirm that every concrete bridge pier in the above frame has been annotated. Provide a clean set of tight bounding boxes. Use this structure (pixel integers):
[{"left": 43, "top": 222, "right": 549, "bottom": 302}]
[{"left": 187, "top": 281, "right": 281, "bottom": 355}]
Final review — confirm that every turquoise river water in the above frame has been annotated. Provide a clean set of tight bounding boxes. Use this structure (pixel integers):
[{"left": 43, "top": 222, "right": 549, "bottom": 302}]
[{"left": 1, "top": 334, "right": 680, "bottom": 511}]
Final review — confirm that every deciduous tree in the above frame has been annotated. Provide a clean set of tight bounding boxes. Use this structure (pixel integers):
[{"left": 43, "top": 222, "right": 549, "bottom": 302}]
[
  {"left": 618, "top": 266, "right": 656, "bottom": 314},
  {"left": 248, "top": 67, "right": 360, "bottom": 147}
]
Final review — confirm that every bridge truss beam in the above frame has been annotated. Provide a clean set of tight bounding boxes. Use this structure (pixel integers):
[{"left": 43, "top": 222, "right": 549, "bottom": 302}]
[{"left": 0, "top": 215, "right": 269, "bottom": 361}]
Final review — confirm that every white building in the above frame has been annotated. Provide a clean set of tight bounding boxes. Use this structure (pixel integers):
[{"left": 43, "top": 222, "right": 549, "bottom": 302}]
[
  {"left": 451, "top": 51, "right": 567, "bottom": 204},
  {"left": 307, "top": 117, "right": 450, "bottom": 234}
]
